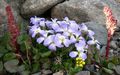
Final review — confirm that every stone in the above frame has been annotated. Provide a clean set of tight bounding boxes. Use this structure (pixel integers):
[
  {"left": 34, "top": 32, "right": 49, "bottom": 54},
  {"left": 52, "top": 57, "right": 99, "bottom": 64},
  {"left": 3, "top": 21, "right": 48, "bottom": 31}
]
[
  {"left": 21, "top": 0, "right": 64, "bottom": 18},
  {"left": 114, "top": 65, "right": 120, "bottom": 75},
  {"left": 110, "top": 41, "right": 117, "bottom": 49},
  {"left": 53, "top": 71, "right": 64, "bottom": 75},
  {"left": 41, "top": 70, "right": 52, "bottom": 75},
  {"left": 115, "top": 0, "right": 120, "bottom": 3},
  {"left": 51, "top": 0, "right": 120, "bottom": 26},
  {"left": 84, "top": 21, "right": 107, "bottom": 45},
  {"left": 76, "top": 71, "right": 90, "bottom": 75}
]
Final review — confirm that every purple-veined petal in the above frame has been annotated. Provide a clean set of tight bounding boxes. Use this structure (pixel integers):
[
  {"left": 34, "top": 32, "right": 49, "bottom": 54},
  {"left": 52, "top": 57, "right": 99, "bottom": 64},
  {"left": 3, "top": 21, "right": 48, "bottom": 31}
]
[
  {"left": 63, "top": 39, "right": 71, "bottom": 47},
  {"left": 54, "top": 34, "right": 63, "bottom": 48},
  {"left": 37, "top": 37, "right": 44, "bottom": 44},
  {"left": 30, "top": 16, "right": 40, "bottom": 25},
  {"left": 88, "top": 30, "right": 95, "bottom": 38},
  {"left": 80, "top": 23, "right": 88, "bottom": 31},
  {"left": 48, "top": 43, "right": 56, "bottom": 51},
  {"left": 70, "top": 35, "right": 76, "bottom": 43},
  {"left": 79, "top": 52, "right": 87, "bottom": 60},
  {"left": 69, "top": 51, "right": 78, "bottom": 58},
  {"left": 69, "top": 21, "right": 79, "bottom": 31},
  {"left": 45, "top": 20, "right": 52, "bottom": 29},
  {"left": 43, "top": 35, "right": 54, "bottom": 46},
  {"left": 31, "top": 32, "right": 36, "bottom": 38},
  {"left": 87, "top": 40, "right": 95, "bottom": 45}
]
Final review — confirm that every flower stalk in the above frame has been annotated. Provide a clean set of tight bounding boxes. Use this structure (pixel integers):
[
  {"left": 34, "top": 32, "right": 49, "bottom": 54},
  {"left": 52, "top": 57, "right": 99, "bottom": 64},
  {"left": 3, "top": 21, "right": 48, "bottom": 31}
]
[
  {"left": 6, "top": 4, "right": 20, "bottom": 54},
  {"left": 103, "top": 6, "right": 117, "bottom": 59}
]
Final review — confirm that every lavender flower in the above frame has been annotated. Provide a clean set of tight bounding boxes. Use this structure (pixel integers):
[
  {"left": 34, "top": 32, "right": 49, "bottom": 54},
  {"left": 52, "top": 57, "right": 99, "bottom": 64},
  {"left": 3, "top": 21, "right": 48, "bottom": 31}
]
[
  {"left": 29, "top": 16, "right": 100, "bottom": 64},
  {"left": 29, "top": 26, "right": 41, "bottom": 38},
  {"left": 54, "top": 34, "right": 71, "bottom": 47}
]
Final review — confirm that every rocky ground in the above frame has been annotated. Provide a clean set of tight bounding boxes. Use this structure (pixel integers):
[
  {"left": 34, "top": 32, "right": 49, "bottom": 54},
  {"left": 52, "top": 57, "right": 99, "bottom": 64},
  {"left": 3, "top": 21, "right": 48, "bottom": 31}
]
[{"left": 0, "top": 0, "right": 120, "bottom": 75}]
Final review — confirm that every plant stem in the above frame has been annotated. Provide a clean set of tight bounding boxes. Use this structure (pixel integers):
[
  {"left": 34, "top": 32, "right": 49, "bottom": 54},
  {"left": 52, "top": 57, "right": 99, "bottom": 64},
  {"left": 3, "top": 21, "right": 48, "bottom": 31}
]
[{"left": 105, "top": 34, "right": 111, "bottom": 60}]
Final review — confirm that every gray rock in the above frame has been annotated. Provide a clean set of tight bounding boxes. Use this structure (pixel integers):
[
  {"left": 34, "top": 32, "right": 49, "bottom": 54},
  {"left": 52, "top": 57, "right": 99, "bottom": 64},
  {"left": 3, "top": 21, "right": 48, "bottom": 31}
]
[
  {"left": 51, "top": 0, "right": 120, "bottom": 26},
  {"left": 41, "top": 70, "right": 52, "bottom": 75},
  {"left": 53, "top": 71, "right": 64, "bottom": 75},
  {"left": 114, "top": 65, "right": 120, "bottom": 75},
  {"left": 76, "top": 71, "right": 90, "bottom": 75},
  {"left": 21, "top": 0, "right": 64, "bottom": 18},
  {"left": 84, "top": 21, "right": 107, "bottom": 45},
  {"left": 110, "top": 41, "right": 117, "bottom": 49}
]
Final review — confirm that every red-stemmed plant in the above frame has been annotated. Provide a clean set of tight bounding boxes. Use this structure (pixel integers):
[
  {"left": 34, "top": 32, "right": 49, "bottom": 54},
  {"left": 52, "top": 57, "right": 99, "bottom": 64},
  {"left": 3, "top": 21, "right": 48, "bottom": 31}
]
[
  {"left": 5, "top": 4, "right": 20, "bottom": 54},
  {"left": 103, "top": 6, "right": 117, "bottom": 59}
]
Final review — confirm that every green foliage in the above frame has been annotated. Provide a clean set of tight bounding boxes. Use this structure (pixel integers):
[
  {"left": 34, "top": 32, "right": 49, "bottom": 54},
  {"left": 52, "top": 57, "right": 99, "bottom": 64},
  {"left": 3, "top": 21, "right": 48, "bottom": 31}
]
[
  {"left": 4, "top": 59, "right": 19, "bottom": 73},
  {"left": 0, "top": 25, "right": 120, "bottom": 75}
]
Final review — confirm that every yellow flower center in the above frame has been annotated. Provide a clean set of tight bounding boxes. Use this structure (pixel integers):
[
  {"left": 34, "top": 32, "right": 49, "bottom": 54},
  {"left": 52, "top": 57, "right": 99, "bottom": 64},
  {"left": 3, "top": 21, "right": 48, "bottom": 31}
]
[{"left": 75, "top": 57, "right": 85, "bottom": 67}]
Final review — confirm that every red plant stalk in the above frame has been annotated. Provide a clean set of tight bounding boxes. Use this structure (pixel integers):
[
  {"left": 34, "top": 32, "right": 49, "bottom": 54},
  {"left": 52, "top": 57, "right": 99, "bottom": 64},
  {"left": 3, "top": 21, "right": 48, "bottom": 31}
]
[
  {"left": 103, "top": 6, "right": 117, "bottom": 59},
  {"left": 6, "top": 5, "right": 20, "bottom": 54}
]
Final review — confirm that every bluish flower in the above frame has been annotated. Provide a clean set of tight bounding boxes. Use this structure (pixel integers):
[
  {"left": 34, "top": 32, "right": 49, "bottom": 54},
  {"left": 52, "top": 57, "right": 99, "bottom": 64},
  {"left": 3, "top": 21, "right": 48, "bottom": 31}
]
[
  {"left": 54, "top": 34, "right": 71, "bottom": 47},
  {"left": 87, "top": 38, "right": 100, "bottom": 49},
  {"left": 43, "top": 35, "right": 57, "bottom": 51},
  {"left": 39, "top": 18, "right": 45, "bottom": 27},
  {"left": 30, "top": 16, "right": 41, "bottom": 25},
  {"left": 75, "top": 39, "right": 86, "bottom": 52},
  {"left": 51, "top": 18, "right": 63, "bottom": 32},
  {"left": 36, "top": 30, "right": 54, "bottom": 44},
  {"left": 29, "top": 26, "right": 41, "bottom": 38},
  {"left": 79, "top": 23, "right": 88, "bottom": 31},
  {"left": 69, "top": 51, "right": 87, "bottom": 60},
  {"left": 88, "top": 30, "right": 95, "bottom": 39}
]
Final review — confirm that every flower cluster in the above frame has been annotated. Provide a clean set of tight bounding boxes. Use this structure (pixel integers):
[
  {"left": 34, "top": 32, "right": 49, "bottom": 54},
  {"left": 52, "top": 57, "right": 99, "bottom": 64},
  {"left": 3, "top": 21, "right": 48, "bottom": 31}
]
[
  {"left": 6, "top": 5, "right": 20, "bottom": 53},
  {"left": 29, "top": 16, "right": 100, "bottom": 67},
  {"left": 103, "top": 6, "right": 117, "bottom": 59}
]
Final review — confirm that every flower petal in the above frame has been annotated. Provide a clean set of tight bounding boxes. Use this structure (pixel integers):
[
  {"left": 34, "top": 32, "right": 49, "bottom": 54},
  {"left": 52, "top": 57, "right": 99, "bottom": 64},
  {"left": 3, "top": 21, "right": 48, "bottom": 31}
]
[
  {"left": 43, "top": 35, "right": 54, "bottom": 46},
  {"left": 37, "top": 37, "right": 44, "bottom": 44},
  {"left": 79, "top": 52, "right": 87, "bottom": 60},
  {"left": 63, "top": 39, "right": 71, "bottom": 47},
  {"left": 48, "top": 43, "right": 56, "bottom": 51},
  {"left": 69, "top": 51, "right": 78, "bottom": 58},
  {"left": 87, "top": 40, "right": 95, "bottom": 45}
]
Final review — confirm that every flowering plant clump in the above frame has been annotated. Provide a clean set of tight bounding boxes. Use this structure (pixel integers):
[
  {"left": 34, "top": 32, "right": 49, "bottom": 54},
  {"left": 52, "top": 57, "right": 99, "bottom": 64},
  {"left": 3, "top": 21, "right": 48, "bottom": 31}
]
[{"left": 29, "top": 16, "right": 100, "bottom": 68}]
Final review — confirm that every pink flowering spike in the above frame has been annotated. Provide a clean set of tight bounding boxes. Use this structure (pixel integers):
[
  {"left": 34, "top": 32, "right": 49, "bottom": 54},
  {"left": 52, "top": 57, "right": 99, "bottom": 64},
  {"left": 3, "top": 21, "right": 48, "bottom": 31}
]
[
  {"left": 103, "top": 6, "right": 117, "bottom": 59},
  {"left": 6, "top": 5, "right": 20, "bottom": 53}
]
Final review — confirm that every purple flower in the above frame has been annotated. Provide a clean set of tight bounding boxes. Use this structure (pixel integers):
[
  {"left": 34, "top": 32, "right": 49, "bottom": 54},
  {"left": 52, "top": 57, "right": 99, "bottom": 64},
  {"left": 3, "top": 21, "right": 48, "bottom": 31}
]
[
  {"left": 69, "top": 51, "right": 78, "bottom": 58},
  {"left": 30, "top": 16, "right": 41, "bottom": 25},
  {"left": 43, "top": 35, "right": 57, "bottom": 51},
  {"left": 87, "top": 38, "right": 100, "bottom": 49},
  {"left": 51, "top": 18, "right": 63, "bottom": 32},
  {"left": 75, "top": 40, "right": 86, "bottom": 52},
  {"left": 69, "top": 51, "right": 87, "bottom": 60},
  {"left": 39, "top": 18, "right": 45, "bottom": 27},
  {"left": 88, "top": 30, "right": 95, "bottom": 39},
  {"left": 79, "top": 23, "right": 88, "bottom": 31},
  {"left": 54, "top": 34, "right": 71, "bottom": 47},
  {"left": 29, "top": 26, "right": 41, "bottom": 38}
]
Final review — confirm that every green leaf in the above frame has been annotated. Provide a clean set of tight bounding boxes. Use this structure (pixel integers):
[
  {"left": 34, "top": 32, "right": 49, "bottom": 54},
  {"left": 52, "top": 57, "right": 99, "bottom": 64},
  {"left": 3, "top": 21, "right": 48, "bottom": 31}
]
[
  {"left": 0, "top": 46, "right": 8, "bottom": 58},
  {"left": 17, "top": 34, "right": 29, "bottom": 44},
  {"left": 3, "top": 53, "right": 16, "bottom": 61},
  {"left": 102, "top": 67, "right": 114, "bottom": 74},
  {"left": 20, "top": 71, "right": 30, "bottom": 75},
  {"left": 41, "top": 51, "right": 51, "bottom": 57},
  {"left": 108, "top": 63, "right": 115, "bottom": 69},
  {"left": 4, "top": 59, "right": 19, "bottom": 73},
  {"left": 17, "top": 65, "right": 25, "bottom": 72},
  {"left": 0, "top": 61, "right": 3, "bottom": 71},
  {"left": 32, "top": 63, "right": 40, "bottom": 73}
]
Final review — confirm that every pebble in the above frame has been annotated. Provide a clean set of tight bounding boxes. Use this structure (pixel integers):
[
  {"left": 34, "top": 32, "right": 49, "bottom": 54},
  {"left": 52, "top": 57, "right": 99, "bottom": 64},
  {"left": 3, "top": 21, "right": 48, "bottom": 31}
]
[
  {"left": 76, "top": 71, "right": 90, "bottom": 75},
  {"left": 110, "top": 41, "right": 117, "bottom": 49}
]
